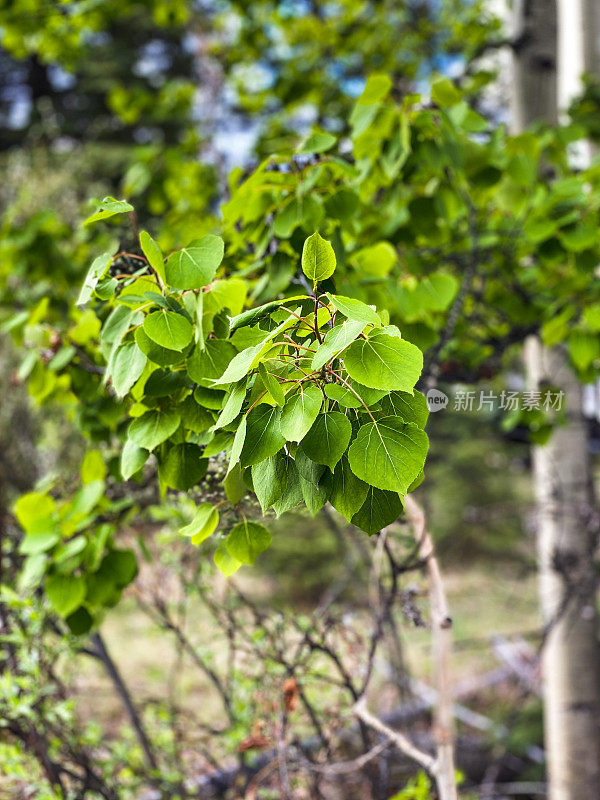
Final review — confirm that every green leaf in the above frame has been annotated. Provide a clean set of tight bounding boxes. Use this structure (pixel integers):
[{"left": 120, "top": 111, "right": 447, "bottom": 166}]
[
  {"left": 380, "top": 390, "right": 429, "bottom": 427},
  {"left": 252, "top": 452, "right": 288, "bottom": 512},
  {"left": 180, "top": 503, "right": 219, "bottom": 544},
  {"left": 324, "top": 382, "right": 387, "bottom": 409},
  {"left": 135, "top": 326, "right": 186, "bottom": 366},
  {"left": 139, "top": 230, "right": 166, "bottom": 284},
  {"left": 240, "top": 405, "right": 285, "bottom": 466},
  {"left": 352, "top": 487, "right": 402, "bottom": 535},
  {"left": 214, "top": 543, "right": 241, "bottom": 576},
  {"left": 348, "top": 417, "right": 428, "bottom": 494},
  {"left": 159, "top": 443, "right": 208, "bottom": 490},
  {"left": 46, "top": 574, "right": 86, "bottom": 617},
  {"left": 569, "top": 331, "right": 599, "bottom": 371},
  {"left": 201, "top": 431, "right": 232, "bottom": 457},
  {"left": 272, "top": 457, "right": 304, "bottom": 516},
  {"left": 344, "top": 332, "right": 422, "bottom": 392},
  {"left": 258, "top": 362, "right": 285, "bottom": 406},
  {"left": 205, "top": 277, "right": 247, "bottom": 316},
  {"left": 214, "top": 313, "right": 300, "bottom": 385},
  {"left": 295, "top": 450, "right": 328, "bottom": 515},
  {"left": 301, "top": 232, "right": 337, "bottom": 282},
  {"left": 329, "top": 457, "right": 369, "bottom": 522},
  {"left": 226, "top": 520, "right": 271, "bottom": 564},
  {"left": 214, "top": 379, "right": 247, "bottom": 430},
  {"left": 312, "top": 320, "right": 366, "bottom": 370},
  {"left": 110, "top": 341, "right": 147, "bottom": 397},
  {"left": 83, "top": 196, "right": 133, "bottom": 227},
  {"left": 80, "top": 450, "right": 106, "bottom": 484},
  {"left": 297, "top": 132, "right": 337, "bottom": 154},
  {"left": 274, "top": 196, "right": 324, "bottom": 238},
  {"left": 66, "top": 607, "right": 94, "bottom": 636},
  {"left": 128, "top": 409, "right": 180, "bottom": 451},
  {"left": 353, "top": 242, "right": 396, "bottom": 277},
  {"left": 229, "top": 297, "right": 307, "bottom": 332},
  {"left": 324, "top": 188, "right": 360, "bottom": 221},
  {"left": 14, "top": 492, "right": 55, "bottom": 533},
  {"left": 223, "top": 463, "right": 247, "bottom": 504},
  {"left": 227, "top": 415, "right": 246, "bottom": 474},
  {"left": 357, "top": 73, "right": 392, "bottom": 104},
  {"left": 143, "top": 310, "right": 193, "bottom": 350},
  {"left": 300, "top": 411, "right": 352, "bottom": 471},
  {"left": 327, "top": 294, "right": 381, "bottom": 327},
  {"left": 121, "top": 439, "right": 149, "bottom": 479},
  {"left": 19, "top": 531, "right": 60, "bottom": 555},
  {"left": 180, "top": 396, "right": 214, "bottom": 432},
  {"left": 165, "top": 235, "right": 224, "bottom": 290},
  {"left": 187, "top": 340, "right": 237, "bottom": 384},
  {"left": 213, "top": 343, "right": 263, "bottom": 385},
  {"left": 431, "top": 77, "right": 462, "bottom": 107},
  {"left": 77, "top": 251, "right": 114, "bottom": 305},
  {"left": 103, "top": 549, "right": 138, "bottom": 587},
  {"left": 194, "top": 385, "right": 226, "bottom": 409},
  {"left": 280, "top": 383, "right": 323, "bottom": 441}
]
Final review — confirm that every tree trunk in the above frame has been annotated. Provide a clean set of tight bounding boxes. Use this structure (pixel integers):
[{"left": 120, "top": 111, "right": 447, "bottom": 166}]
[
  {"left": 513, "top": 3, "right": 600, "bottom": 798},
  {"left": 525, "top": 341, "right": 600, "bottom": 799},
  {"left": 511, "top": 0, "right": 558, "bottom": 130}
]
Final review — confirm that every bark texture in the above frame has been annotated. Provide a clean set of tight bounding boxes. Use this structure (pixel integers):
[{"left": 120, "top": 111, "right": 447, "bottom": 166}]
[
  {"left": 525, "top": 341, "right": 600, "bottom": 799},
  {"left": 511, "top": 0, "right": 558, "bottom": 130},
  {"left": 513, "top": 2, "right": 600, "bottom": 798}
]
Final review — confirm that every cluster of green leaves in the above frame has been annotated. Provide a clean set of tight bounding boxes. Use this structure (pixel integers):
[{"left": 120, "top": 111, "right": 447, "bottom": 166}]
[
  {"left": 223, "top": 75, "right": 600, "bottom": 382},
  {"left": 79, "top": 206, "right": 429, "bottom": 574},
  {"left": 9, "top": 69, "right": 600, "bottom": 620},
  {"left": 14, "top": 451, "right": 137, "bottom": 633}
]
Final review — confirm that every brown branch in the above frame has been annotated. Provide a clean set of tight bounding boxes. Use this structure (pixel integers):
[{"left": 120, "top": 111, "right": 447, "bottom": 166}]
[
  {"left": 404, "top": 495, "right": 457, "bottom": 800},
  {"left": 89, "top": 632, "right": 159, "bottom": 772}
]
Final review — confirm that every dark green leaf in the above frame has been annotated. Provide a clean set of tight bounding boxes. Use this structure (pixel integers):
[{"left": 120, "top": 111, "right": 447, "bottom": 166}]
[
  {"left": 352, "top": 487, "right": 403, "bottom": 535},
  {"left": 159, "top": 443, "right": 208, "bottom": 490},
  {"left": 135, "top": 326, "right": 186, "bottom": 366},
  {"left": 300, "top": 411, "right": 351, "bottom": 471},
  {"left": 240, "top": 405, "right": 285, "bottom": 466},
  {"left": 128, "top": 409, "right": 180, "bottom": 451},
  {"left": 280, "top": 383, "right": 323, "bottom": 441},
  {"left": 143, "top": 310, "right": 193, "bottom": 350},
  {"left": 329, "top": 457, "right": 369, "bottom": 521},
  {"left": 46, "top": 574, "right": 86, "bottom": 617},
  {"left": 348, "top": 417, "right": 428, "bottom": 494},
  {"left": 187, "top": 340, "right": 237, "bottom": 384},
  {"left": 252, "top": 452, "right": 288, "bottom": 512},
  {"left": 295, "top": 450, "right": 328, "bottom": 515}
]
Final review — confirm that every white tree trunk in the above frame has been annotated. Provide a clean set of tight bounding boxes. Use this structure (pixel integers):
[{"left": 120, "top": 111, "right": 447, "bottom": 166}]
[
  {"left": 525, "top": 341, "right": 600, "bottom": 799},
  {"left": 511, "top": 0, "right": 558, "bottom": 130},
  {"left": 513, "top": 3, "right": 600, "bottom": 798}
]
